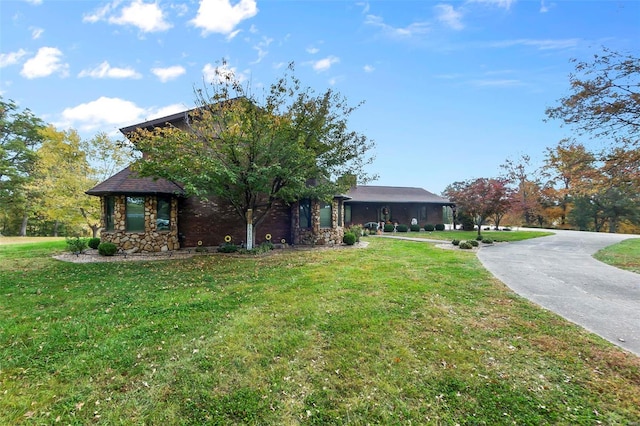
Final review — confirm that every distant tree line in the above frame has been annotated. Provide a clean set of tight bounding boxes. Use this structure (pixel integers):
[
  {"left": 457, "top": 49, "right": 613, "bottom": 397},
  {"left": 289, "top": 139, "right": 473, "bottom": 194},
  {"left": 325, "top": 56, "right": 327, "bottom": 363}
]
[{"left": 0, "top": 97, "right": 132, "bottom": 237}]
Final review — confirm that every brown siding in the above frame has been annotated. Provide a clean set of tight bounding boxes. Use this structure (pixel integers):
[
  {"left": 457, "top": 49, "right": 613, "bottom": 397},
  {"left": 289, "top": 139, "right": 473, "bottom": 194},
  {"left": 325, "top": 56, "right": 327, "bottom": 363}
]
[{"left": 178, "top": 195, "right": 291, "bottom": 248}]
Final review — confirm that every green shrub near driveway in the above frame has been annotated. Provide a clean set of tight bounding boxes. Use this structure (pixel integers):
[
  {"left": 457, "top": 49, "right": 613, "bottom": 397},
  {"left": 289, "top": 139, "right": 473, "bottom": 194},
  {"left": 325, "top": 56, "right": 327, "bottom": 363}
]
[
  {"left": 435, "top": 223, "right": 445, "bottom": 231},
  {"left": 424, "top": 224, "right": 435, "bottom": 231}
]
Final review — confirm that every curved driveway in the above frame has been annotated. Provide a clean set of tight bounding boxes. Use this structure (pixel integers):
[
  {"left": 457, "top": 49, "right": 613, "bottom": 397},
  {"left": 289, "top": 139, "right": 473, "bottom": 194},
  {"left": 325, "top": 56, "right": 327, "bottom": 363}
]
[{"left": 476, "top": 230, "right": 640, "bottom": 356}]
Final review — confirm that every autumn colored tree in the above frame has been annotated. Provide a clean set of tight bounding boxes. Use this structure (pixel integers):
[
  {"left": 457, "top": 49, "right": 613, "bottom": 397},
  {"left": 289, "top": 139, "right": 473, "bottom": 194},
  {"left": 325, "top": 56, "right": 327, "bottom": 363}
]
[
  {"left": 545, "top": 47, "right": 639, "bottom": 148},
  {"left": 130, "top": 62, "right": 375, "bottom": 248},
  {"left": 444, "top": 178, "right": 513, "bottom": 237},
  {"left": 542, "top": 139, "right": 597, "bottom": 226},
  {"left": 500, "top": 154, "right": 542, "bottom": 226}
]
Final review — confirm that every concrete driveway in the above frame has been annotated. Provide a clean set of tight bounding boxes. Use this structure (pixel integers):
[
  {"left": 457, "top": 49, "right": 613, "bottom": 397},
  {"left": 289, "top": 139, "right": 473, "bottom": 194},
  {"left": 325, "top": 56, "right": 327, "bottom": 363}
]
[{"left": 476, "top": 229, "right": 640, "bottom": 356}]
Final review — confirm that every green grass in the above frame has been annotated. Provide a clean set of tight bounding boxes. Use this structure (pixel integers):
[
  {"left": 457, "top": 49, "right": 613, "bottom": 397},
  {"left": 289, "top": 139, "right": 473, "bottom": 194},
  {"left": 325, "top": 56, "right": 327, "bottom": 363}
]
[
  {"left": 382, "top": 229, "right": 554, "bottom": 242},
  {"left": 1, "top": 239, "right": 639, "bottom": 424},
  {"left": 594, "top": 238, "right": 640, "bottom": 274}
]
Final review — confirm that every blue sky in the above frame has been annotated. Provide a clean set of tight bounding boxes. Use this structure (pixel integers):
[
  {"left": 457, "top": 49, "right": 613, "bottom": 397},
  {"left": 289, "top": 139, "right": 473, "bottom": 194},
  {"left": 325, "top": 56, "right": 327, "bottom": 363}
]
[{"left": 1, "top": 0, "right": 638, "bottom": 194}]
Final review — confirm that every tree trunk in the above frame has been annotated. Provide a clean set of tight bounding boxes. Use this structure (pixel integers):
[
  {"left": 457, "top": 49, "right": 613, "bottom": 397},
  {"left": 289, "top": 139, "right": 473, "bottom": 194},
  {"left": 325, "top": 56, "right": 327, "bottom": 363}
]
[
  {"left": 19, "top": 212, "right": 28, "bottom": 236},
  {"left": 53, "top": 220, "right": 59, "bottom": 237},
  {"left": 91, "top": 224, "right": 100, "bottom": 238}
]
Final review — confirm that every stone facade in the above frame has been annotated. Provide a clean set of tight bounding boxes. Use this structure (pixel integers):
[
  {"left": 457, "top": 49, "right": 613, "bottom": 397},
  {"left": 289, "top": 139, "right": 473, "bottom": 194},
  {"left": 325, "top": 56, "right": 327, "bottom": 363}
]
[
  {"left": 97, "top": 194, "right": 346, "bottom": 253},
  {"left": 292, "top": 199, "right": 345, "bottom": 246},
  {"left": 100, "top": 195, "right": 180, "bottom": 253}
]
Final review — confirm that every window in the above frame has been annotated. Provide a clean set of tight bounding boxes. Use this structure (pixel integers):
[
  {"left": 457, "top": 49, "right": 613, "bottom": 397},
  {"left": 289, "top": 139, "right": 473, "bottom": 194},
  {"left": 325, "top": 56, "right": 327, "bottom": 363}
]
[
  {"left": 299, "top": 199, "right": 311, "bottom": 228},
  {"left": 320, "top": 202, "right": 332, "bottom": 228},
  {"left": 157, "top": 196, "right": 171, "bottom": 231},
  {"left": 126, "top": 196, "right": 145, "bottom": 232},
  {"left": 104, "top": 196, "right": 115, "bottom": 231},
  {"left": 344, "top": 204, "right": 351, "bottom": 224}
]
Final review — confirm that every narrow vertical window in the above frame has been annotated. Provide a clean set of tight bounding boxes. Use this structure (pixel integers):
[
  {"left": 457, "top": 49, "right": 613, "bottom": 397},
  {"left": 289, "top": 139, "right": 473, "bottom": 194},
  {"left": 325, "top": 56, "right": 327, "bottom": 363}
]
[
  {"left": 299, "top": 199, "right": 311, "bottom": 228},
  {"left": 320, "top": 203, "right": 332, "bottom": 228},
  {"left": 344, "top": 204, "right": 352, "bottom": 225},
  {"left": 126, "top": 196, "right": 145, "bottom": 232},
  {"left": 104, "top": 196, "right": 115, "bottom": 231},
  {"left": 157, "top": 196, "right": 171, "bottom": 231}
]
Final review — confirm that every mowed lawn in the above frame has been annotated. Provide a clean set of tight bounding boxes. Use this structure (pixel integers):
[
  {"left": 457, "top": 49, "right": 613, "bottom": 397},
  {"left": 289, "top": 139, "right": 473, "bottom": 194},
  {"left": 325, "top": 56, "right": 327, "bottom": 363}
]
[{"left": 1, "top": 236, "right": 639, "bottom": 424}]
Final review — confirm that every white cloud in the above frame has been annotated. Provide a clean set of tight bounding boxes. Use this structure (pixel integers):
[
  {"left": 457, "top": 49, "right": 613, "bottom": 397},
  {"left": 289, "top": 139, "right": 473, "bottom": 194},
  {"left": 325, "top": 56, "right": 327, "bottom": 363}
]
[
  {"left": 0, "top": 49, "right": 28, "bottom": 67},
  {"left": 490, "top": 38, "right": 579, "bottom": 50},
  {"left": 471, "top": 78, "right": 522, "bottom": 87},
  {"left": 30, "top": 27, "right": 44, "bottom": 39},
  {"left": 202, "top": 62, "right": 248, "bottom": 84},
  {"left": 78, "top": 61, "right": 142, "bottom": 79},
  {"left": 251, "top": 36, "right": 273, "bottom": 64},
  {"left": 364, "top": 14, "right": 430, "bottom": 38},
  {"left": 151, "top": 65, "right": 186, "bottom": 82},
  {"left": 312, "top": 56, "right": 339, "bottom": 72},
  {"left": 190, "top": 0, "right": 258, "bottom": 36},
  {"left": 21, "top": 47, "right": 69, "bottom": 79},
  {"left": 435, "top": 4, "right": 464, "bottom": 30},
  {"left": 306, "top": 46, "right": 319, "bottom": 54},
  {"left": 57, "top": 97, "right": 187, "bottom": 134},
  {"left": 24, "top": 0, "right": 42, "bottom": 4},
  {"left": 363, "top": 64, "right": 375, "bottom": 73},
  {"left": 83, "top": 3, "right": 113, "bottom": 23},
  {"left": 60, "top": 96, "right": 146, "bottom": 132},
  {"left": 468, "top": 0, "right": 516, "bottom": 9},
  {"left": 84, "top": 0, "right": 171, "bottom": 32},
  {"left": 109, "top": 0, "right": 172, "bottom": 32}
]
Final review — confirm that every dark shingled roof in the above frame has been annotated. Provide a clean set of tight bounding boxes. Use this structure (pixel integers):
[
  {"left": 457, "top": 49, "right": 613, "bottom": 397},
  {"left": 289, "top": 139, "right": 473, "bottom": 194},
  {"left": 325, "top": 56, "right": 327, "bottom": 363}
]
[
  {"left": 86, "top": 166, "right": 184, "bottom": 196},
  {"left": 345, "top": 186, "right": 451, "bottom": 204}
]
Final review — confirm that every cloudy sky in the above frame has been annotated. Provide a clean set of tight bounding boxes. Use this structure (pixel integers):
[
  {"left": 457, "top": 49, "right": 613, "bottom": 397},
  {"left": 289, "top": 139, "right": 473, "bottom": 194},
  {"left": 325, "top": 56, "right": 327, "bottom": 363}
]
[{"left": 1, "top": 0, "right": 638, "bottom": 193}]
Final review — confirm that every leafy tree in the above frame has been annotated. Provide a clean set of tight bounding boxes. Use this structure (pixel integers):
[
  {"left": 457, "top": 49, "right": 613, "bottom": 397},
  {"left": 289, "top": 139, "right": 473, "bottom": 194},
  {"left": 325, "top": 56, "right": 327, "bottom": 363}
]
[
  {"left": 545, "top": 47, "right": 639, "bottom": 148},
  {"left": 0, "top": 97, "right": 46, "bottom": 236},
  {"left": 543, "top": 139, "right": 597, "bottom": 225},
  {"left": 444, "top": 178, "right": 513, "bottom": 236},
  {"left": 28, "top": 127, "right": 92, "bottom": 236},
  {"left": 130, "top": 62, "right": 375, "bottom": 248},
  {"left": 500, "top": 154, "right": 542, "bottom": 226}
]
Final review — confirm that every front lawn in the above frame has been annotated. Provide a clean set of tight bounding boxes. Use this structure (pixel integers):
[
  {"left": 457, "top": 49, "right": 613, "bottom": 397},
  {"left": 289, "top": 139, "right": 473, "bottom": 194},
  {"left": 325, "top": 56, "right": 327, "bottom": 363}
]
[
  {"left": 594, "top": 237, "right": 640, "bottom": 274},
  {"left": 1, "top": 239, "right": 638, "bottom": 424},
  {"left": 380, "top": 229, "right": 554, "bottom": 242}
]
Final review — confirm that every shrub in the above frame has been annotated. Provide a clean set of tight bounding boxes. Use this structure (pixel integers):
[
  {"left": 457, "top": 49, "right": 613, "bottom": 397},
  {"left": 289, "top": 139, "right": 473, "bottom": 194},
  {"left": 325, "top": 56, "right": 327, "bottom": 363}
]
[
  {"left": 396, "top": 224, "right": 408, "bottom": 232},
  {"left": 469, "top": 239, "right": 479, "bottom": 247},
  {"left": 435, "top": 223, "right": 445, "bottom": 231},
  {"left": 348, "top": 225, "right": 362, "bottom": 242},
  {"left": 343, "top": 232, "right": 357, "bottom": 245},
  {"left": 459, "top": 241, "right": 473, "bottom": 249},
  {"left": 97, "top": 242, "right": 117, "bottom": 256},
  {"left": 482, "top": 238, "right": 494, "bottom": 244},
  {"left": 66, "top": 237, "right": 88, "bottom": 254},
  {"left": 476, "top": 235, "right": 484, "bottom": 241},
  {"left": 410, "top": 224, "right": 421, "bottom": 232},
  {"left": 218, "top": 243, "right": 239, "bottom": 253},
  {"left": 383, "top": 224, "right": 395, "bottom": 232},
  {"left": 88, "top": 237, "right": 101, "bottom": 249},
  {"left": 424, "top": 224, "right": 435, "bottom": 232},
  {"left": 452, "top": 239, "right": 460, "bottom": 246}
]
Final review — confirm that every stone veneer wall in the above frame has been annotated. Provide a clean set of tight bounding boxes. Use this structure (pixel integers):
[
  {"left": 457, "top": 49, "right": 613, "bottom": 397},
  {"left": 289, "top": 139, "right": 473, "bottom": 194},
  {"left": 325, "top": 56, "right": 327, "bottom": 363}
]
[
  {"left": 292, "top": 199, "right": 344, "bottom": 246},
  {"left": 100, "top": 195, "right": 180, "bottom": 253}
]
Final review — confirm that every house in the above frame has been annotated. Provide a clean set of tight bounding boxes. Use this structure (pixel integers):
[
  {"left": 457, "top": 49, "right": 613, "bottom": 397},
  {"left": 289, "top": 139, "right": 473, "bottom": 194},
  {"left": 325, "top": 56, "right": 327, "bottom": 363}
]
[
  {"left": 87, "top": 110, "right": 452, "bottom": 253},
  {"left": 344, "top": 185, "right": 452, "bottom": 227}
]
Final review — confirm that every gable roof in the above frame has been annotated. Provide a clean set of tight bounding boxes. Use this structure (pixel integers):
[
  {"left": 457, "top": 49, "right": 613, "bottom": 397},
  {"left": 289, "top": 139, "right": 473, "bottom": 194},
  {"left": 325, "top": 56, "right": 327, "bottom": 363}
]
[
  {"left": 86, "top": 166, "right": 184, "bottom": 196},
  {"left": 345, "top": 185, "right": 451, "bottom": 204}
]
